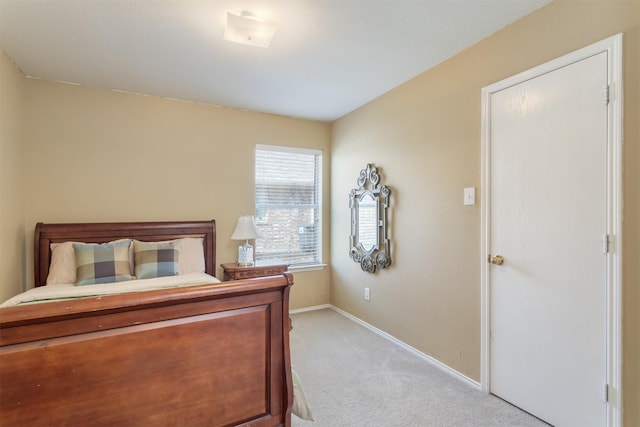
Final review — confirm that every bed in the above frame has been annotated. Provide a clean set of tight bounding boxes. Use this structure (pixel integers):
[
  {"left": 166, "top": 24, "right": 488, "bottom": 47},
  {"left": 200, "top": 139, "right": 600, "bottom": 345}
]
[{"left": 0, "top": 220, "right": 294, "bottom": 426}]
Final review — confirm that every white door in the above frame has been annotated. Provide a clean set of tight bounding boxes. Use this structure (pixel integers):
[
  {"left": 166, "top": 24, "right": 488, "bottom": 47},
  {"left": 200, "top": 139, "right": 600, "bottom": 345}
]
[{"left": 488, "top": 52, "right": 608, "bottom": 426}]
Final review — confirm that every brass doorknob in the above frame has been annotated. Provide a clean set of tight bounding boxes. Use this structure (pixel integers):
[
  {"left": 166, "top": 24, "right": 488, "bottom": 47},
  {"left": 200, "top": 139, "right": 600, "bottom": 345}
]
[{"left": 490, "top": 255, "right": 505, "bottom": 265}]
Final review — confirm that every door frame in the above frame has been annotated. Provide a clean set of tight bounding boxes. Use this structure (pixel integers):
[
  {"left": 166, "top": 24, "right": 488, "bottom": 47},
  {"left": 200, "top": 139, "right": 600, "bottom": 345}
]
[{"left": 480, "top": 34, "right": 623, "bottom": 426}]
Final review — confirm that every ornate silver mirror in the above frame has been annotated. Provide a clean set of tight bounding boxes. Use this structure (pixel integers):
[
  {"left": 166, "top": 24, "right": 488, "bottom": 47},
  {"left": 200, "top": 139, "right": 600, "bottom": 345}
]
[{"left": 349, "top": 164, "right": 391, "bottom": 273}]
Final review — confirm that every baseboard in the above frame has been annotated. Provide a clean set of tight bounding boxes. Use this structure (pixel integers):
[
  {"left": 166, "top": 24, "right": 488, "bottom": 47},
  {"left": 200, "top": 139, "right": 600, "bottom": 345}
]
[
  {"left": 328, "top": 304, "right": 481, "bottom": 391},
  {"left": 289, "top": 304, "right": 331, "bottom": 314}
]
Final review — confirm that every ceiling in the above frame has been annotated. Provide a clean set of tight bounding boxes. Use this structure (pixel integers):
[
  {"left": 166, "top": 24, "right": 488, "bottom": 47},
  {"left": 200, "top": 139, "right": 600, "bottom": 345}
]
[{"left": 0, "top": 0, "right": 550, "bottom": 122}]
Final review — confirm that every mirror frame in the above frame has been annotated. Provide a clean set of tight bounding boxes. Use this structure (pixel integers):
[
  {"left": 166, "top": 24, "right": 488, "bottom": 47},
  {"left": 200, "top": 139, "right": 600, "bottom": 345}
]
[{"left": 349, "top": 164, "right": 391, "bottom": 273}]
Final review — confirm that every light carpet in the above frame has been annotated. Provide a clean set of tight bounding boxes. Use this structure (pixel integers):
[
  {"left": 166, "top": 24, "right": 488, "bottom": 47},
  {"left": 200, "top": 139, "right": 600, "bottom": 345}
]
[{"left": 290, "top": 308, "right": 548, "bottom": 427}]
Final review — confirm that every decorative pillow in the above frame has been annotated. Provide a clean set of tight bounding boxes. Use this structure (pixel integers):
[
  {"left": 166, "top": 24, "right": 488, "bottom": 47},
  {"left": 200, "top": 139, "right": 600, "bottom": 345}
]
[
  {"left": 73, "top": 240, "right": 134, "bottom": 286},
  {"left": 133, "top": 240, "right": 179, "bottom": 280},
  {"left": 174, "top": 238, "right": 205, "bottom": 274},
  {"left": 47, "top": 241, "right": 78, "bottom": 285},
  {"left": 47, "top": 239, "right": 132, "bottom": 285},
  {"left": 291, "top": 367, "right": 314, "bottom": 421},
  {"left": 153, "top": 238, "right": 205, "bottom": 275},
  {"left": 48, "top": 237, "right": 204, "bottom": 285}
]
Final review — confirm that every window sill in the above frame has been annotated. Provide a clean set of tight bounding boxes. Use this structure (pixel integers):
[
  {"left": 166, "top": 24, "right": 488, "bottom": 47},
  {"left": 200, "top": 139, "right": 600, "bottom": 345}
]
[{"left": 287, "top": 264, "right": 327, "bottom": 273}]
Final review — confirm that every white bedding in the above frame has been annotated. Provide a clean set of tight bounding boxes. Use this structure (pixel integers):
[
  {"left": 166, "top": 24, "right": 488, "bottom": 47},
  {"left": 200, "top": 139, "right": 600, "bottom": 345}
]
[{"left": 0, "top": 272, "right": 221, "bottom": 308}]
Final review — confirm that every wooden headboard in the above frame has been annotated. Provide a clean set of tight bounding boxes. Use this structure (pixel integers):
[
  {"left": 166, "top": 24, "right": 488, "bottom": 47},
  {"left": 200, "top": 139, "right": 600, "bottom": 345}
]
[{"left": 34, "top": 220, "right": 216, "bottom": 287}]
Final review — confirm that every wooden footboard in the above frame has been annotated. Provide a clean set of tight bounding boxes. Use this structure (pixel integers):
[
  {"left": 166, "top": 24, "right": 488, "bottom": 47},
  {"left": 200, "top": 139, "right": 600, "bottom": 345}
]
[{"left": 0, "top": 274, "right": 294, "bottom": 426}]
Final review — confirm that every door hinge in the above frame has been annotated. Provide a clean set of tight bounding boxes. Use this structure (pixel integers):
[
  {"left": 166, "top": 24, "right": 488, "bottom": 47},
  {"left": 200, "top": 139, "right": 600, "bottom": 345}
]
[
  {"left": 603, "top": 233, "right": 610, "bottom": 253},
  {"left": 603, "top": 85, "right": 610, "bottom": 105},
  {"left": 604, "top": 383, "right": 609, "bottom": 402}
]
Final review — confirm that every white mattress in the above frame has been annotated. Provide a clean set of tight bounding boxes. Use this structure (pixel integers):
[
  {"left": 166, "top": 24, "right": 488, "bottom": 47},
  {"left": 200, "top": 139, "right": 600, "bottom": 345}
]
[{"left": 0, "top": 272, "right": 220, "bottom": 307}]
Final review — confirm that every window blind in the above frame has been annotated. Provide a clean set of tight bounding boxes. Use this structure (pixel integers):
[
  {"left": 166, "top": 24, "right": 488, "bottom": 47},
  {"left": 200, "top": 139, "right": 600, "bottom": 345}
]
[{"left": 255, "top": 145, "right": 322, "bottom": 266}]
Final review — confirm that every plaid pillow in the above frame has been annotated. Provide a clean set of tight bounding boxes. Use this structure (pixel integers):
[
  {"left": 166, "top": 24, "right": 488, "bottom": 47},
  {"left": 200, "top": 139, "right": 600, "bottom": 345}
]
[
  {"left": 73, "top": 240, "right": 134, "bottom": 286},
  {"left": 133, "top": 240, "right": 179, "bottom": 280}
]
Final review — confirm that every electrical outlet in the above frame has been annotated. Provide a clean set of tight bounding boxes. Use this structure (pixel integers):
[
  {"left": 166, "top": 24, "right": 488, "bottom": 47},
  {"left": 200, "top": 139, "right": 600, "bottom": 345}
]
[{"left": 364, "top": 288, "right": 370, "bottom": 301}]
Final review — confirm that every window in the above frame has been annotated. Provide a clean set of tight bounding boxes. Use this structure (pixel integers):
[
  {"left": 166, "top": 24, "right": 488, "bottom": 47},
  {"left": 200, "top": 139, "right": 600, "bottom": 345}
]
[{"left": 255, "top": 145, "right": 322, "bottom": 267}]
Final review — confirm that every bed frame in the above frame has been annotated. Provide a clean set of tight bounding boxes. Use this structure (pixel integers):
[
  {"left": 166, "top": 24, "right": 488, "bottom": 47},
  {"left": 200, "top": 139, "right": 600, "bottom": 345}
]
[{"left": 0, "top": 220, "right": 294, "bottom": 426}]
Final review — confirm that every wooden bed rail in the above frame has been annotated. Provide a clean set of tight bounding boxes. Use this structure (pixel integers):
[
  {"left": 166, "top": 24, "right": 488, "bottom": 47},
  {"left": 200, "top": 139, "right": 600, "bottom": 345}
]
[{"left": 0, "top": 273, "right": 294, "bottom": 426}]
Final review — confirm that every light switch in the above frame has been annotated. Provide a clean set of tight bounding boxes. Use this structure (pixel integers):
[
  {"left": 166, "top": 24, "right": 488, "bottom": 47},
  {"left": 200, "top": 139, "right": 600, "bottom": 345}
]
[{"left": 464, "top": 187, "right": 476, "bottom": 205}]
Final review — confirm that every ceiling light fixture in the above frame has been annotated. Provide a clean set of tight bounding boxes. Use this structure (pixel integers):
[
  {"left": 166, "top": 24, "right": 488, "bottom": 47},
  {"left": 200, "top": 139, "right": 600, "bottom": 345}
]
[{"left": 223, "top": 10, "right": 277, "bottom": 48}]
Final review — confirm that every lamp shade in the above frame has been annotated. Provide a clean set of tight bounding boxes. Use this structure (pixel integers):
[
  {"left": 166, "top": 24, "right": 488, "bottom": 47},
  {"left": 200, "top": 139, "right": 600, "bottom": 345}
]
[{"left": 230, "top": 215, "right": 261, "bottom": 240}]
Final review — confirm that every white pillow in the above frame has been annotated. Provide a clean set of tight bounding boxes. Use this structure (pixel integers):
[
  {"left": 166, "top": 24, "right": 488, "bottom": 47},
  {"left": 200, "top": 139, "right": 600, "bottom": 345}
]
[
  {"left": 47, "top": 241, "right": 77, "bottom": 285},
  {"left": 47, "top": 237, "right": 205, "bottom": 285},
  {"left": 160, "top": 238, "right": 205, "bottom": 275},
  {"left": 46, "top": 238, "right": 133, "bottom": 285}
]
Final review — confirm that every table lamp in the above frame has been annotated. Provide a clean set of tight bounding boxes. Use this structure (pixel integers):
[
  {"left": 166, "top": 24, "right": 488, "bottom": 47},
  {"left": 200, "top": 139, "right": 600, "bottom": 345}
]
[{"left": 230, "top": 215, "right": 261, "bottom": 266}]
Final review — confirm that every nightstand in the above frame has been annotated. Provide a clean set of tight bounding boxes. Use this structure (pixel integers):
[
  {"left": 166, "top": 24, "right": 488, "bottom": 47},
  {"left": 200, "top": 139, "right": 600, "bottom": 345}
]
[{"left": 221, "top": 263, "right": 288, "bottom": 281}]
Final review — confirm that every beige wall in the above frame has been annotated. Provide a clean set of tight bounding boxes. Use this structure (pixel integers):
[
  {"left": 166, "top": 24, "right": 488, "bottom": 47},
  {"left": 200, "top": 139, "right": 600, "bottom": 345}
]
[
  {"left": 0, "top": 53, "right": 26, "bottom": 302},
  {"left": 19, "top": 79, "right": 331, "bottom": 309},
  {"left": 1, "top": 0, "right": 638, "bottom": 423},
  {"left": 331, "top": 0, "right": 639, "bottom": 424}
]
